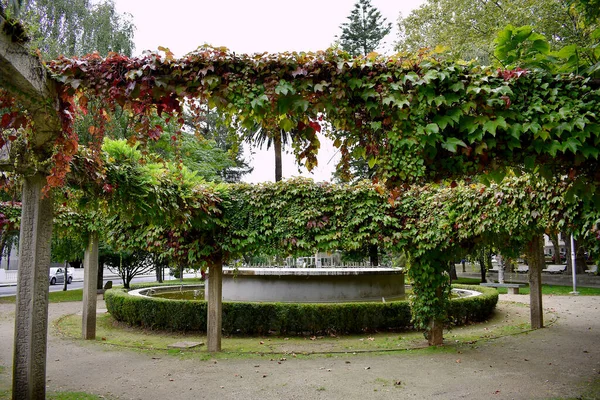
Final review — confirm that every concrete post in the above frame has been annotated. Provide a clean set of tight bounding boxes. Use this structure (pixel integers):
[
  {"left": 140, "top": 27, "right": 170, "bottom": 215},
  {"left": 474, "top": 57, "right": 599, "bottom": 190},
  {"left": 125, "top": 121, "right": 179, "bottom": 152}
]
[
  {"left": 207, "top": 258, "right": 223, "bottom": 352},
  {"left": 82, "top": 233, "right": 99, "bottom": 340},
  {"left": 12, "top": 174, "right": 53, "bottom": 400},
  {"left": 527, "top": 235, "right": 544, "bottom": 329}
]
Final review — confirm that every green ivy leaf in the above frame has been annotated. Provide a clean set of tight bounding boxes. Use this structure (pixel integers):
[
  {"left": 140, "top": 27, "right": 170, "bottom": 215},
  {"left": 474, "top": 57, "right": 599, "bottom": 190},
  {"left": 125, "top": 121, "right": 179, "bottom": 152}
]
[{"left": 441, "top": 137, "right": 467, "bottom": 152}]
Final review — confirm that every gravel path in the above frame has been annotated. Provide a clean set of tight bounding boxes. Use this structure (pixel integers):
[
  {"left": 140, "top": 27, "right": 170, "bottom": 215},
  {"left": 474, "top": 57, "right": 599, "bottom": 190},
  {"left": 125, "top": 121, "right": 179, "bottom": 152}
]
[{"left": 0, "top": 295, "right": 599, "bottom": 400}]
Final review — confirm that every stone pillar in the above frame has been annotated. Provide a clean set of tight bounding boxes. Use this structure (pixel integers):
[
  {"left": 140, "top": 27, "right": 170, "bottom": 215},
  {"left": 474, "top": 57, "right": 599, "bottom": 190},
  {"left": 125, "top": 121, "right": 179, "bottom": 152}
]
[
  {"left": 207, "top": 258, "right": 223, "bottom": 352},
  {"left": 82, "top": 233, "right": 99, "bottom": 340},
  {"left": 12, "top": 174, "right": 53, "bottom": 400},
  {"left": 527, "top": 235, "right": 544, "bottom": 329}
]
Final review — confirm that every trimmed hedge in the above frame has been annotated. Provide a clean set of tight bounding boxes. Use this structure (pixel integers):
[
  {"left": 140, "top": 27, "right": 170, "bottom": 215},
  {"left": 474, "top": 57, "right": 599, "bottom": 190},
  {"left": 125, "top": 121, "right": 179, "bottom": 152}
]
[{"left": 104, "top": 284, "right": 498, "bottom": 335}]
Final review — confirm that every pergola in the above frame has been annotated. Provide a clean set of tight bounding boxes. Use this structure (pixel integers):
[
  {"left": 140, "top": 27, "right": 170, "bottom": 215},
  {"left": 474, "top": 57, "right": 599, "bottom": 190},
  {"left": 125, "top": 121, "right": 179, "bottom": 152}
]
[{"left": 2, "top": 14, "right": 599, "bottom": 399}]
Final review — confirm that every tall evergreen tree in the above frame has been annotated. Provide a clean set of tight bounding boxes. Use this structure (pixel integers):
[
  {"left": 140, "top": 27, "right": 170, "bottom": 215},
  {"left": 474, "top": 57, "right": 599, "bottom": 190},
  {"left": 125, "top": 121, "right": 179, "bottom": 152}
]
[
  {"left": 339, "top": 0, "right": 392, "bottom": 57},
  {"left": 335, "top": 0, "right": 391, "bottom": 183}
]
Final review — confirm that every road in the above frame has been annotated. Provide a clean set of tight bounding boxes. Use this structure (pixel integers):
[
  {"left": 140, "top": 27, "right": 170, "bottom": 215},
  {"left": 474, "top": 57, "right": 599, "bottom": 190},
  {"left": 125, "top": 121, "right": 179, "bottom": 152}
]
[{"left": 0, "top": 275, "right": 170, "bottom": 297}]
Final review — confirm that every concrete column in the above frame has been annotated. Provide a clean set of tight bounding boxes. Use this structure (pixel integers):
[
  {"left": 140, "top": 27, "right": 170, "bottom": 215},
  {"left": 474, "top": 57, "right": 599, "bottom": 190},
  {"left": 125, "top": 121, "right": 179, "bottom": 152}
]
[
  {"left": 12, "top": 174, "right": 53, "bottom": 400},
  {"left": 207, "top": 258, "right": 223, "bottom": 352},
  {"left": 527, "top": 235, "right": 544, "bottom": 329},
  {"left": 82, "top": 233, "right": 99, "bottom": 340},
  {"left": 497, "top": 255, "right": 505, "bottom": 284}
]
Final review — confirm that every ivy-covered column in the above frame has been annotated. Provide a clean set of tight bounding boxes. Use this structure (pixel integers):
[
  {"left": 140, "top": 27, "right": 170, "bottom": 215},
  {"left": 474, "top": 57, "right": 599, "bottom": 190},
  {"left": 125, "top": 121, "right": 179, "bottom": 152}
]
[
  {"left": 12, "top": 174, "right": 53, "bottom": 400},
  {"left": 82, "top": 232, "right": 99, "bottom": 339},
  {"left": 207, "top": 256, "right": 223, "bottom": 352},
  {"left": 526, "top": 235, "right": 544, "bottom": 329},
  {"left": 408, "top": 254, "right": 451, "bottom": 346}
]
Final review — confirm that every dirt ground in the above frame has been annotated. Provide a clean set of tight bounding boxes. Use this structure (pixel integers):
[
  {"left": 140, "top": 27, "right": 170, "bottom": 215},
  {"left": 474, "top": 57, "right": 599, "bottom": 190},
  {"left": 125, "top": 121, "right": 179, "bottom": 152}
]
[{"left": 0, "top": 294, "right": 599, "bottom": 400}]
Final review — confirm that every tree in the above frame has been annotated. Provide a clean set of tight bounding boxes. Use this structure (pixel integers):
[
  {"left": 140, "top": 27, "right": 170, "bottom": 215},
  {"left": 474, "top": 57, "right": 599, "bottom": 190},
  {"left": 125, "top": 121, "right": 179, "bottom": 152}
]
[
  {"left": 339, "top": 0, "right": 392, "bottom": 57},
  {"left": 247, "top": 128, "right": 291, "bottom": 182},
  {"left": 183, "top": 108, "right": 253, "bottom": 183},
  {"left": 18, "top": 0, "right": 135, "bottom": 58},
  {"left": 396, "top": 0, "right": 596, "bottom": 64},
  {"left": 102, "top": 248, "right": 153, "bottom": 289}
]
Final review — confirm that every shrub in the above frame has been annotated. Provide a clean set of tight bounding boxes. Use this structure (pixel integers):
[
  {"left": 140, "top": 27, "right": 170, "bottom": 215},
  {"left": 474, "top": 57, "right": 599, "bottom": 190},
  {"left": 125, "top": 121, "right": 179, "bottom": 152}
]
[{"left": 104, "top": 284, "right": 498, "bottom": 335}]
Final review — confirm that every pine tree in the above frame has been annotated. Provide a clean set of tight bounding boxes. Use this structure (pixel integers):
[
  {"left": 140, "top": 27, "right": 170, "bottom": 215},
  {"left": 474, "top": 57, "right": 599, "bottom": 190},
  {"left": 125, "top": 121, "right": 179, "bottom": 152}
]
[{"left": 339, "top": 0, "right": 392, "bottom": 57}]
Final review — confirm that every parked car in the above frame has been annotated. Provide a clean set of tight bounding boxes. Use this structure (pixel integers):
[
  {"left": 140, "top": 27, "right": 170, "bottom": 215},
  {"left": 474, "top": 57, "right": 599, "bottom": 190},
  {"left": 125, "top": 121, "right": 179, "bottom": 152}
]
[{"left": 49, "top": 267, "right": 73, "bottom": 285}]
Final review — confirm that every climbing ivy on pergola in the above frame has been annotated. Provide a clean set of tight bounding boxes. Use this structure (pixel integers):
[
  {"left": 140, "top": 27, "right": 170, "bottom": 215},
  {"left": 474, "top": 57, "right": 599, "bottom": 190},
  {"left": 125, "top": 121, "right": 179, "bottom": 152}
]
[
  {"left": 3, "top": 45, "right": 600, "bottom": 349},
  {"left": 43, "top": 46, "right": 600, "bottom": 190}
]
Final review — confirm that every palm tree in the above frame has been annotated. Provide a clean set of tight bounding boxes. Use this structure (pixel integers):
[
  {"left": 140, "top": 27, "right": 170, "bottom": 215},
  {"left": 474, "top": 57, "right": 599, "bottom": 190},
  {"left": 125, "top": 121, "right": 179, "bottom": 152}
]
[{"left": 248, "top": 128, "right": 294, "bottom": 182}]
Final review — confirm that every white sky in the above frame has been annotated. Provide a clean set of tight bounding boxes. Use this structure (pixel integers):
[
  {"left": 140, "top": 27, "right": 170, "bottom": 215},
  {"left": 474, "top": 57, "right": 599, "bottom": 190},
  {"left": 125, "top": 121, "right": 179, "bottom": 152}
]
[{"left": 114, "top": 0, "right": 425, "bottom": 183}]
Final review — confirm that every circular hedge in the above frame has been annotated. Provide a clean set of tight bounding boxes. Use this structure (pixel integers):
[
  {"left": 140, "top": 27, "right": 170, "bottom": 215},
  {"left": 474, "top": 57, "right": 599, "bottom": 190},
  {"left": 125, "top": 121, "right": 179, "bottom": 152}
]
[{"left": 104, "top": 284, "right": 498, "bottom": 335}]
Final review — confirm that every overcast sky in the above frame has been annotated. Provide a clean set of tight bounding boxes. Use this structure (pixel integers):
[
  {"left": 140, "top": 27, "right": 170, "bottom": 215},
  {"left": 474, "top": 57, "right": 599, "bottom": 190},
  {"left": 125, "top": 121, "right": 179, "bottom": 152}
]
[{"left": 114, "top": 0, "right": 425, "bottom": 182}]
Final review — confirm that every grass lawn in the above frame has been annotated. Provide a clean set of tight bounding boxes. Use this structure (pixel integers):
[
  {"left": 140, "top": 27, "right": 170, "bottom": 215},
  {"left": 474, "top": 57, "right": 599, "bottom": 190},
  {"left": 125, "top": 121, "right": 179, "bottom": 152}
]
[
  {"left": 0, "top": 288, "right": 84, "bottom": 304},
  {"left": 52, "top": 299, "right": 542, "bottom": 360}
]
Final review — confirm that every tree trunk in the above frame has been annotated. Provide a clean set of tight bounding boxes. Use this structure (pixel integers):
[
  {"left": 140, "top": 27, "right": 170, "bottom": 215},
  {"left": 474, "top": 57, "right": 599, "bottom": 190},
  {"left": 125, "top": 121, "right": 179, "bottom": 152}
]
[
  {"left": 564, "top": 231, "right": 572, "bottom": 271},
  {"left": 550, "top": 233, "right": 561, "bottom": 264},
  {"left": 427, "top": 285, "right": 444, "bottom": 346},
  {"left": 154, "top": 254, "right": 163, "bottom": 283},
  {"left": 449, "top": 262, "right": 458, "bottom": 282},
  {"left": 96, "top": 260, "right": 104, "bottom": 290},
  {"left": 479, "top": 257, "right": 487, "bottom": 283},
  {"left": 274, "top": 133, "right": 282, "bottom": 182},
  {"left": 62, "top": 261, "right": 68, "bottom": 291},
  {"left": 0, "top": 233, "right": 6, "bottom": 268},
  {"left": 155, "top": 264, "right": 163, "bottom": 283},
  {"left": 526, "top": 235, "right": 544, "bottom": 329},
  {"left": 368, "top": 244, "right": 378, "bottom": 266},
  {"left": 478, "top": 254, "right": 487, "bottom": 283}
]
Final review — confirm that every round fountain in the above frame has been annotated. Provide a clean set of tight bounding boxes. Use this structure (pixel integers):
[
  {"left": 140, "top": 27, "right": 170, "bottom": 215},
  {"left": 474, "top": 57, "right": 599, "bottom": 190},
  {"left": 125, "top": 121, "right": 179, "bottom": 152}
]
[
  {"left": 116, "top": 269, "right": 490, "bottom": 335},
  {"left": 215, "top": 267, "right": 406, "bottom": 303}
]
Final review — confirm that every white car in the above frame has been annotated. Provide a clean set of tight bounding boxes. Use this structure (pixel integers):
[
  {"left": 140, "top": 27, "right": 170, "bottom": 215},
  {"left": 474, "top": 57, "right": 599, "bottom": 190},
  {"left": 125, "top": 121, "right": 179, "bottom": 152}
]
[{"left": 49, "top": 267, "right": 73, "bottom": 285}]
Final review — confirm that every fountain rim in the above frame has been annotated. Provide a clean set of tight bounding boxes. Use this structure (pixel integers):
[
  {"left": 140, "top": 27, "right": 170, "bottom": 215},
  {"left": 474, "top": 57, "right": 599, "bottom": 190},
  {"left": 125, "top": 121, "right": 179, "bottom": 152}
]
[
  {"left": 221, "top": 266, "right": 405, "bottom": 276},
  {"left": 127, "top": 283, "right": 482, "bottom": 300}
]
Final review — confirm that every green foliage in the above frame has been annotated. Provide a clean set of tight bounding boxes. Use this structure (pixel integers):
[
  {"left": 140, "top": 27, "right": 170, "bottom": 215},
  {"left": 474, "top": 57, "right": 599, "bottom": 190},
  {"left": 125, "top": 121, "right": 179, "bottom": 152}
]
[
  {"left": 338, "top": 0, "right": 392, "bottom": 57},
  {"left": 151, "top": 133, "right": 239, "bottom": 183},
  {"left": 221, "top": 178, "right": 392, "bottom": 257},
  {"left": 104, "top": 284, "right": 497, "bottom": 335},
  {"left": 20, "top": 0, "right": 135, "bottom": 58},
  {"left": 44, "top": 45, "right": 600, "bottom": 195},
  {"left": 494, "top": 24, "right": 600, "bottom": 76},
  {"left": 494, "top": 25, "right": 553, "bottom": 69},
  {"left": 5, "top": 39, "right": 600, "bottom": 345},
  {"left": 396, "top": 0, "right": 595, "bottom": 64},
  {"left": 447, "top": 285, "right": 499, "bottom": 325}
]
